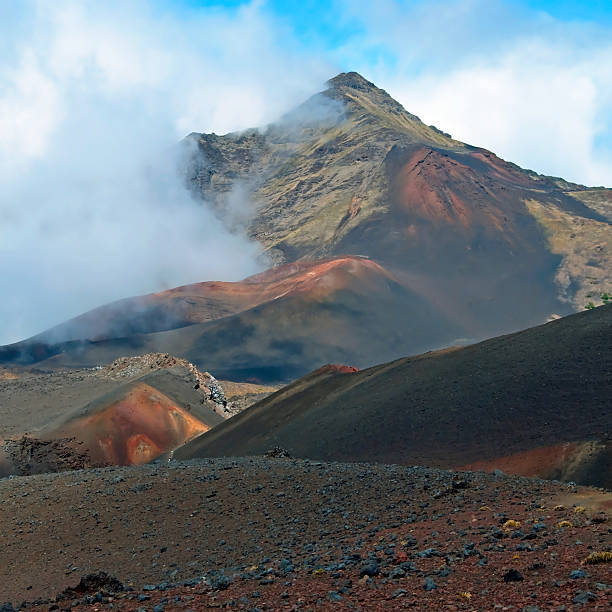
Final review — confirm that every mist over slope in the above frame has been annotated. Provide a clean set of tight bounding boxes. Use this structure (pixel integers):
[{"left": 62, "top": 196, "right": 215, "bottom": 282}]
[
  {"left": 1, "top": 257, "right": 460, "bottom": 382},
  {"left": 0, "top": 0, "right": 332, "bottom": 345},
  {"left": 2, "top": 72, "right": 611, "bottom": 382}
]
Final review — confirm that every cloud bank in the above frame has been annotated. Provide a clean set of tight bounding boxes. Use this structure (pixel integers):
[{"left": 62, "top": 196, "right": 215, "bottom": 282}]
[{"left": 0, "top": 1, "right": 332, "bottom": 344}]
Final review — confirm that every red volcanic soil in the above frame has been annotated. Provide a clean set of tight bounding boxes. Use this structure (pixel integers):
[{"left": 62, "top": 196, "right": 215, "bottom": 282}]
[
  {"left": 47, "top": 383, "right": 210, "bottom": 465},
  {"left": 311, "top": 363, "right": 359, "bottom": 375},
  {"left": 2, "top": 458, "right": 610, "bottom": 610},
  {"left": 460, "top": 441, "right": 612, "bottom": 484},
  {"left": 380, "top": 142, "right": 585, "bottom": 262},
  {"left": 178, "top": 256, "right": 393, "bottom": 301},
  {"left": 18, "top": 256, "right": 392, "bottom": 346},
  {"left": 391, "top": 147, "right": 507, "bottom": 230},
  {"left": 5, "top": 255, "right": 459, "bottom": 383},
  {"left": 0, "top": 354, "right": 228, "bottom": 475},
  {"left": 333, "top": 142, "right": 602, "bottom": 342}
]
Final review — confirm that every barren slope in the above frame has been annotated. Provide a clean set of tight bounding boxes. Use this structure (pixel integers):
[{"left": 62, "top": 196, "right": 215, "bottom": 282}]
[
  {"left": 1, "top": 458, "right": 610, "bottom": 609},
  {"left": 2, "top": 72, "right": 611, "bottom": 381},
  {"left": 176, "top": 304, "right": 612, "bottom": 488},
  {"left": 187, "top": 71, "right": 612, "bottom": 326},
  {"left": 1, "top": 257, "right": 461, "bottom": 382},
  {"left": 0, "top": 354, "right": 232, "bottom": 475}
]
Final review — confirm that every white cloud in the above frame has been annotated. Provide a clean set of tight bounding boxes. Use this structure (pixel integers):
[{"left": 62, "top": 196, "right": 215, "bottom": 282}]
[
  {"left": 338, "top": 0, "right": 612, "bottom": 186},
  {"left": 0, "top": 0, "right": 333, "bottom": 344},
  {"left": 0, "top": 51, "right": 62, "bottom": 169},
  {"left": 3, "top": 0, "right": 611, "bottom": 346},
  {"left": 386, "top": 41, "right": 612, "bottom": 186}
]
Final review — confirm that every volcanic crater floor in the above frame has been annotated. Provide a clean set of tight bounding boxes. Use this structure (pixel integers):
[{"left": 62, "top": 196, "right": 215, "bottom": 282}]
[{"left": 1, "top": 458, "right": 610, "bottom": 611}]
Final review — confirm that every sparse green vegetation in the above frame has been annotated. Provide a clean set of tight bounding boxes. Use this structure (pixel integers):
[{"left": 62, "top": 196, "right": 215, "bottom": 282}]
[
  {"left": 503, "top": 519, "right": 521, "bottom": 531},
  {"left": 584, "top": 292, "right": 610, "bottom": 309}
]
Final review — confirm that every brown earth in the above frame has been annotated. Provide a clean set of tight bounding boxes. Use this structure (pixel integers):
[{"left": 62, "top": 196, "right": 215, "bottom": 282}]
[
  {"left": 0, "top": 435, "right": 95, "bottom": 476},
  {"left": 1, "top": 458, "right": 610, "bottom": 610},
  {"left": 48, "top": 382, "right": 211, "bottom": 466},
  {"left": 176, "top": 304, "right": 612, "bottom": 488},
  {"left": 1, "top": 257, "right": 462, "bottom": 382},
  {"left": 459, "top": 441, "right": 612, "bottom": 485},
  {"left": 0, "top": 354, "right": 274, "bottom": 476}
]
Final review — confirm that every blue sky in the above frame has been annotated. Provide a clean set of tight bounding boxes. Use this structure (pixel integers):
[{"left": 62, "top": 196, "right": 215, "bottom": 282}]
[
  {"left": 523, "top": 0, "right": 612, "bottom": 23},
  {"left": 185, "top": 1, "right": 612, "bottom": 48}
]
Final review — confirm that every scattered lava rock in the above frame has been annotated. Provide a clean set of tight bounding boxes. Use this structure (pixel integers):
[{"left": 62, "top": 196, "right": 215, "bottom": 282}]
[
  {"left": 573, "top": 590, "right": 598, "bottom": 605},
  {"left": 206, "top": 573, "right": 232, "bottom": 591},
  {"left": 423, "top": 577, "right": 437, "bottom": 591},
  {"left": 2, "top": 458, "right": 611, "bottom": 610},
  {"left": 265, "top": 447, "right": 292, "bottom": 458},
  {"left": 58, "top": 572, "right": 124, "bottom": 599},
  {"left": 504, "top": 569, "right": 524, "bottom": 583}
]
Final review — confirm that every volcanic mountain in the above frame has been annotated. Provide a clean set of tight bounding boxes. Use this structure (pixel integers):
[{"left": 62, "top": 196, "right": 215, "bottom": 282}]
[
  {"left": 175, "top": 304, "right": 612, "bottom": 489},
  {"left": 185, "top": 72, "right": 612, "bottom": 317},
  {"left": 1, "top": 257, "right": 461, "bottom": 382},
  {"left": 2, "top": 71, "right": 611, "bottom": 381}
]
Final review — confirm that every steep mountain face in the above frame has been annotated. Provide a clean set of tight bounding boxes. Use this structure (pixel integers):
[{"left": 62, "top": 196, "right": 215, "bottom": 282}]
[
  {"left": 1, "top": 72, "right": 611, "bottom": 380},
  {"left": 175, "top": 305, "right": 612, "bottom": 488},
  {"left": 186, "top": 71, "right": 612, "bottom": 323}
]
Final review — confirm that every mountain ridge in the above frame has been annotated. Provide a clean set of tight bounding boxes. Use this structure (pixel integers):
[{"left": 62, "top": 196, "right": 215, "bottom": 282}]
[
  {"left": 2, "top": 71, "right": 611, "bottom": 381},
  {"left": 186, "top": 72, "right": 611, "bottom": 310},
  {"left": 1, "top": 256, "right": 462, "bottom": 382}
]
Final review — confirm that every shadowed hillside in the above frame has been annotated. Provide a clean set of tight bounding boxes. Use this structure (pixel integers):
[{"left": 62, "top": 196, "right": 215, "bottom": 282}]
[
  {"left": 0, "top": 257, "right": 461, "bottom": 382},
  {"left": 1, "top": 72, "right": 610, "bottom": 381},
  {"left": 176, "top": 304, "right": 612, "bottom": 488}
]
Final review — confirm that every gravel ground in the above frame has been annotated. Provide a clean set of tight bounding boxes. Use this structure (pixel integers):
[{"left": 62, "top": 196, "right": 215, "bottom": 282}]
[{"left": 0, "top": 458, "right": 610, "bottom": 610}]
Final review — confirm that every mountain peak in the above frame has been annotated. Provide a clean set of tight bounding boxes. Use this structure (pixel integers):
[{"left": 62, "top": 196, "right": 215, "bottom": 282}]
[
  {"left": 325, "top": 71, "right": 428, "bottom": 132},
  {"left": 327, "top": 71, "right": 377, "bottom": 92}
]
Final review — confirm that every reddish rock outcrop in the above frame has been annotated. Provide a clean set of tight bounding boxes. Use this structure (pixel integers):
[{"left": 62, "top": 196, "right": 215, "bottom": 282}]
[{"left": 47, "top": 383, "right": 210, "bottom": 465}]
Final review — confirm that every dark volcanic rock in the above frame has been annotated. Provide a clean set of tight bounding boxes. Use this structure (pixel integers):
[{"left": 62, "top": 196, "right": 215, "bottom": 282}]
[
  {"left": 58, "top": 571, "right": 124, "bottom": 599},
  {"left": 504, "top": 569, "right": 524, "bottom": 583}
]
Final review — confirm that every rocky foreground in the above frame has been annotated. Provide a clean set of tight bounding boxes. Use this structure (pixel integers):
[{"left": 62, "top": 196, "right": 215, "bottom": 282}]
[{"left": 0, "top": 458, "right": 610, "bottom": 610}]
